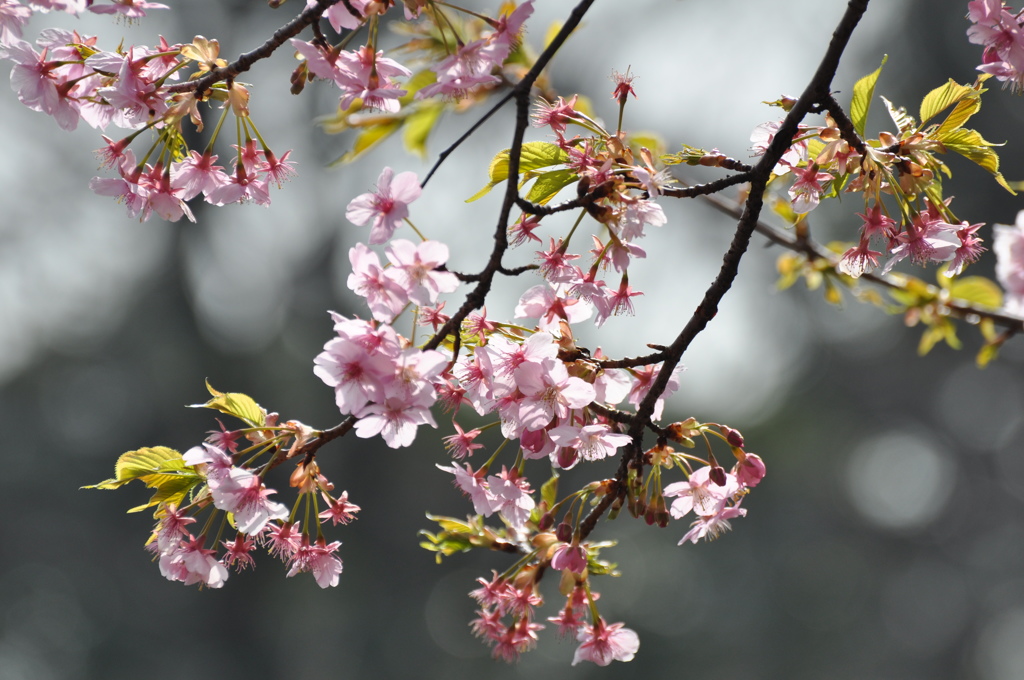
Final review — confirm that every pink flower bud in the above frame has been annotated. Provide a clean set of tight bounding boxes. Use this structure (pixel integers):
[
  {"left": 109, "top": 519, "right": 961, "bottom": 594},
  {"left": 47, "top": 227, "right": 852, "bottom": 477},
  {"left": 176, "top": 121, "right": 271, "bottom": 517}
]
[
  {"left": 709, "top": 465, "right": 728, "bottom": 487},
  {"left": 733, "top": 453, "right": 766, "bottom": 488},
  {"left": 722, "top": 426, "right": 745, "bottom": 448}
]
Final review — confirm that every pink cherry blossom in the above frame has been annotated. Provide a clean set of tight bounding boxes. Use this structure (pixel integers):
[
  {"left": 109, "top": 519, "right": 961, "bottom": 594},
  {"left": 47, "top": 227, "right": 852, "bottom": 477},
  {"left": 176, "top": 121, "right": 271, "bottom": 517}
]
[
  {"left": 443, "top": 420, "right": 484, "bottom": 459},
  {"left": 532, "top": 95, "right": 580, "bottom": 137},
  {"left": 221, "top": 535, "right": 257, "bottom": 571},
  {"left": 333, "top": 45, "right": 410, "bottom": 112},
  {"left": 470, "top": 571, "right": 513, "bottom": 608},
  {"left": 212, "top": 469, "right": 289, "bottom": 534},
  {"left": 287, "top": 536, "right": 344, "bottom": 588},
  {"left": 263, "top": 521, "right": 303, "bottom": 561},
  {"left": 946, "top": 221, "right": 986, "bottom": 277},
  {"left": 205, "top": 165, "right": 271, "bottom": 206},
  {"left": 486, "top": 467, "right": 535, "bottom": 529},
  {"left": 514, "top": 284, "right": 593, "bottom": 331},
  {"left": 88, "top": 0, "right": 169, "bottom": 18},
  {"left": 346, "top": 243, "right": 408, "bottom": 322},
  {"left": 881, "top": 211, "right": 961, "bottom": 274},
  {"left": 6, "top": 38, "right": 81, "bottom": 129},
  {"left": 677, "top": 503, "right": 747, "bottom": 544},
  {"left": 838, "top": 238, "right": 883, "bottom": 278},
  {"left": 312, "top": 0, "right": 370, "bottom": 32},
  {"left": 550, "top": 542, "right": 587, "bottom": 573},
  {"left": 788, "top": 162, "right": 832, "bottom": 213},
  {"left": 170, "top": 150, "right": 229, "bottom": 201},
  {"left": 750, "top": 120, "right": 808, "bottom": 174},
  {"left": 733, "top": 452, "right": 766, "bottom": 488},
  {"left": 152, "top": 503, "right": 196, "bottom": 553},
  {"left": 994, "top": 210, "right": 1024, "bottom": 314},
  {"left": 663, "top": 465, "right": 738, "bottom": 519},
  {"left": 438, "top": 462, "right": 496, "bottom": 515},
  {"left": 548, "top": 423, "right": 631, "bottom": 462},
  {"left": 0, "top": 1, "right": 31, "bottom": 45},
  {"left": 318, "top": 491, "right": 361, "bottom": 525},
  {"left": 313, "top": 336, "right": 394, "bottom": 414},
  {"left": 346, "top": 167, "right": 422, "bottom": 244},
  {"left": 353, "top": 392, "right": 438, "bottom": 448},
  {"left": 161, "top": 534, "right": 229, "bottom": 588},
  {"left": 383, "top": 239, "right": 460, "bottom": 305},
  {"left": 513, "top": 357, "right": 596, "bottom": 431},
  {"left": 572, "top": 618, "right": 640, "bottom": 666}
]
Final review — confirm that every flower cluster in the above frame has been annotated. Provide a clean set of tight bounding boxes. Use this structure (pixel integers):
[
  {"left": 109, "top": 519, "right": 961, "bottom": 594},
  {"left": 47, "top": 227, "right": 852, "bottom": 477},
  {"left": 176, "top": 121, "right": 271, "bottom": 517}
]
[
  {"left": 994, "top": 209, "right": 1024, "bottom": 314},
  {"left": 87, "top": 392, "right": 362, "bottom": 590},
  {"left": 967, "top": 0, "right": 1024, "bottom": 92},
  {"left": 313, "top": 315, "right": 447, "bottom": 448},
  {"left": 1, "top": 0, "right": 540, "bottom": 220},
  {"left": 0, "top": 24, "right": 297, "bottom": 220},
  {"left": 750, "top": 86, "right": 995, "bottom": 281}
]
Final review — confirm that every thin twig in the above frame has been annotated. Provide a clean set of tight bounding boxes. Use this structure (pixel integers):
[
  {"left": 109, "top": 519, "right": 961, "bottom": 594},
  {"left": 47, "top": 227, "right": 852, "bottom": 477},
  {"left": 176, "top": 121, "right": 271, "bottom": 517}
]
[
  {"left": 166, "top": 0, "right": 343, "bottom": 95},
  {"left": 579, "top": 0, "right": 873, "bottom": 543}
]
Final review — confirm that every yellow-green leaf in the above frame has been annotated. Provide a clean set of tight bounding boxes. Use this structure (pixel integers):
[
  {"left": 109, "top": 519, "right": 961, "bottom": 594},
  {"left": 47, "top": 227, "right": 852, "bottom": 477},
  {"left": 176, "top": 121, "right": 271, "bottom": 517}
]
[
  {"left": 977, "top": 342, "right": 1000, "bottom": 368},
  {"left": 935, "top": 95, "right": 982, "bottom": 139},
  {"left": 939, "top": 127, "right": 1015, "bottom": 194},
  {"left": 525, "top": 168, "right": 577, "bottom": 204},
  {"left": 949, "top": 276, "right": 1003, "bottom": 309},
  {"left": 115, "top": 446, "right": 185, "bottom": 484},
  {"left": 920, "top": 79, "right": 975, "bottom": 126},
  {"left": 126, "top": 475, "right": 198, "bottom": 514},
  {"left": 850, "top": 54, "right": 887, "bottom": 137},
  {"left": 881, "top": 96, "right": 916, "bottom": 132},
  {"left": 980, "top": 317, "right": 998, "bottom": 342},
  {"left": 190, "top": 380, "right": 266, "bottom": 426},
  {"left": 467, "top": 141, "right": 569, "bottom": 202},
  {"left": 402, "top": 103, "right": 443, "bottom": 159},
  {"left": 540, "top": 470, "right": 559, "bottom": 510},
  {"left": 401, "top": 69, "right": 437, "bottom": 100},
  {"left": 331, "top": 120, "right": 402, "bottom": 166}
]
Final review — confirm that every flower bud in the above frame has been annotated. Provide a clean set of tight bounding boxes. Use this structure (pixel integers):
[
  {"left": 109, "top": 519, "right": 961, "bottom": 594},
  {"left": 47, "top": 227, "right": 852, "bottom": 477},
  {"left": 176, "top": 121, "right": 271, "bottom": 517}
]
[
  {"left": 537, "top": 512, "right": 555, "bottom": 532},
  {"left": 720, "top": 425, "right": 745, "bottom": 448},
  {"left": 608, "top": 495, "right": 623, "bottom": 520},
  {"left": 290, "top": 62, "right": 309, "bottom": 95},
  {"left": 555, "top": 520, "right": 574, "bottom": 544},
  {"left": 733, "top": 452, "right": 766, "bottom": 488},
  {"left": 709, "top": 465, "right": 728, "bottom": 487}
]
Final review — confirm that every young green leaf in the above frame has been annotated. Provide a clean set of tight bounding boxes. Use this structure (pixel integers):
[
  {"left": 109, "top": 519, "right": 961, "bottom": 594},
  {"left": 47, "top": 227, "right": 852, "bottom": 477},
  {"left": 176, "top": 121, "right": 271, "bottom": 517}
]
[
  {"left": 919, "top": 79, "right": 976, "bottom": 127},
  {"left": 850, "top": 55, "right": 887, "bottom": 137},
  {"left": 190, "top": 380, "right": 266, "bottom": 427}
]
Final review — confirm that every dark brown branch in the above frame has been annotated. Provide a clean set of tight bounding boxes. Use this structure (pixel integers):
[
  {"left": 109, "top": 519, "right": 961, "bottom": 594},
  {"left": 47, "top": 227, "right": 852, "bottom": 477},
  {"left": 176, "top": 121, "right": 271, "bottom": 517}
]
[
  {"left": 422, "top": 0, "right": 597, "bottom": 352},
  {"left": 267, "top": 415, "right": 356, "bottom": 471},
  {"left": 596, "top": 351, "right": 665, "bottom": 369},
  {"left": 661, "top": 172, "right": 752, "bottom": 199},
  {"left": 820, "top": 93, "right": 869, "bottom": 156},
  {"left": 166, "top": 0, "right": 342, "bottom": 95},
  {"left": 422, "top": 90, "right": 517, "bottom": 187},
  {"left": 578, "top": 0, "right": 873, "bottom": 544},
  {"left": 515, "top": 195, "right": 588, "bottom": 215},
  {"left": 699, "top": 191, "right": 1024, "bottom": 333}
]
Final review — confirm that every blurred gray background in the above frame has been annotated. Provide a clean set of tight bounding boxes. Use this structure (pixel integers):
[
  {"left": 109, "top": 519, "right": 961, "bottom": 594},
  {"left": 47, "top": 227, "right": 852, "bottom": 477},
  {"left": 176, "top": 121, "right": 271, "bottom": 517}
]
[{"left": 3, "top": 1, "right": 1024, "bottom": 678}]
